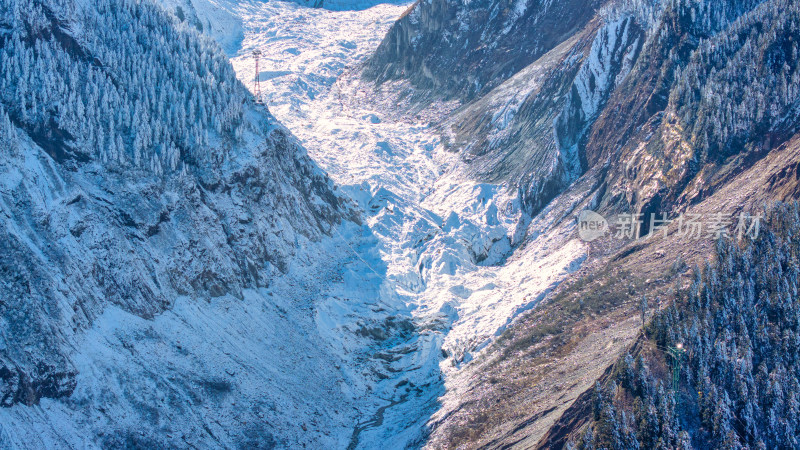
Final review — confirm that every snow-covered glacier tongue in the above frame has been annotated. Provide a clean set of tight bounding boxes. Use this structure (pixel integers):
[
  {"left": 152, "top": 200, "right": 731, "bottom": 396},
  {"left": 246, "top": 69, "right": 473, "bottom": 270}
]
[{"left": 202, "top": 0, "right": 589, "bottom": 446}]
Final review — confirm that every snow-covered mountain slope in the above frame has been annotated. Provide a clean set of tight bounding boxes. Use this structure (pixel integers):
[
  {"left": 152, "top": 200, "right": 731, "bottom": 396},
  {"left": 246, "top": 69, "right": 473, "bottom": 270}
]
[
  {"left": 438, "top": 13, "right": 643, "bottom": 216},
  {"left": 376, "top": 0, "right": 800, "bottom": 222},
  {"left": 0, "top": 0, "right": 530, "bottom": 447},
  {"left": 0, "top": 0, "right": 436, "bottom": 447}
]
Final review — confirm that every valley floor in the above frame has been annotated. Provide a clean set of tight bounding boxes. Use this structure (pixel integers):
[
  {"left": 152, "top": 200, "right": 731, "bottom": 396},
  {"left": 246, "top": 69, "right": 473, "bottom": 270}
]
[{"left": 226, "top": 0, "right": 588, "bottom": 446}]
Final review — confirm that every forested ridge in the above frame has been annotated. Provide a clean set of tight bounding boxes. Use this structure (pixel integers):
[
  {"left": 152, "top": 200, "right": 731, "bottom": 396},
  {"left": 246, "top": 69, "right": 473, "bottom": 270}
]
[
  {"left": 0, "top": 0, "right": 248, "bottom": 173},
  {"left": 573, "top": 203, "right": 800, "bottom": 449},
  {"left": 670, "top": 0, "right": 800, "bottom": 159}
]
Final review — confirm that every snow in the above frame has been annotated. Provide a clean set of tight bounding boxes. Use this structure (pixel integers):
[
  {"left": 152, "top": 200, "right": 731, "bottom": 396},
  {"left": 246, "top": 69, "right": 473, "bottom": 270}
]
[
  {"left": 573, "top": 17, "right": 638, "bottom": 120},
  {"left": 159, "top": 0, "right": 245, "bottom": 55},
  {"left": 0, "top": 0, "right": 588, "bottom": 447},
  {"left": 221, "top": 0, "right": 588, "bottom": 444},
  {"left": 554, "top": 15, "right": 641, "bottom": 181},
  {"left": 129, "top": 0, "right": 591, "bottom": 444}
]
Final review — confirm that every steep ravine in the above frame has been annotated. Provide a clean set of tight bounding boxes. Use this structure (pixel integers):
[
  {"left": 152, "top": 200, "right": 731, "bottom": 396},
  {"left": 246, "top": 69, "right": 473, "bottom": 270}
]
[{"left": 215, "top": 0, "right": 591, "bottom": 446}]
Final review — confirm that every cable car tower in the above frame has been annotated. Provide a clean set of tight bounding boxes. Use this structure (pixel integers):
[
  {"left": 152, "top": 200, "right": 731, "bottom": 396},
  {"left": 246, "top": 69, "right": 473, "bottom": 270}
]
[
  {"left": 668, "top": 343, "right": 686, "bottom": 411},
  {"left": 252, "top": 49, "right": 263, "bottom": 104}
]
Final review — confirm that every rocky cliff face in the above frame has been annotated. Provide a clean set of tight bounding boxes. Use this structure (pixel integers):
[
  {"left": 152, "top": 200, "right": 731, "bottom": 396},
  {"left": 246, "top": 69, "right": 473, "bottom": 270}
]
[
  {"left": 440, "top": 11, "right": 644, "bottom": 215},
  {"left": 362, "top": 0, "right": 608, "bottom": 100}
]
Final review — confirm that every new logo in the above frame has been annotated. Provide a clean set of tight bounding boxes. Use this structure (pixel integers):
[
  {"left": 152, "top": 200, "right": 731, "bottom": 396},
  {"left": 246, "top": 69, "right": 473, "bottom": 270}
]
[{"left": 578, "top": 210, "right": 608, "bottom": 242}]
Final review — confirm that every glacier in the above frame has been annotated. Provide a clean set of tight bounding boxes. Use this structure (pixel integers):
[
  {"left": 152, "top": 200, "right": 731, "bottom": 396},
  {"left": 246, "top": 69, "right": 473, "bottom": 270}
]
[
  {"left": 217, "top": 0, "right": 591, "bottom": 446},
  {"left": 0, "top": 0, "right": 590, "bottom": 447}
]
